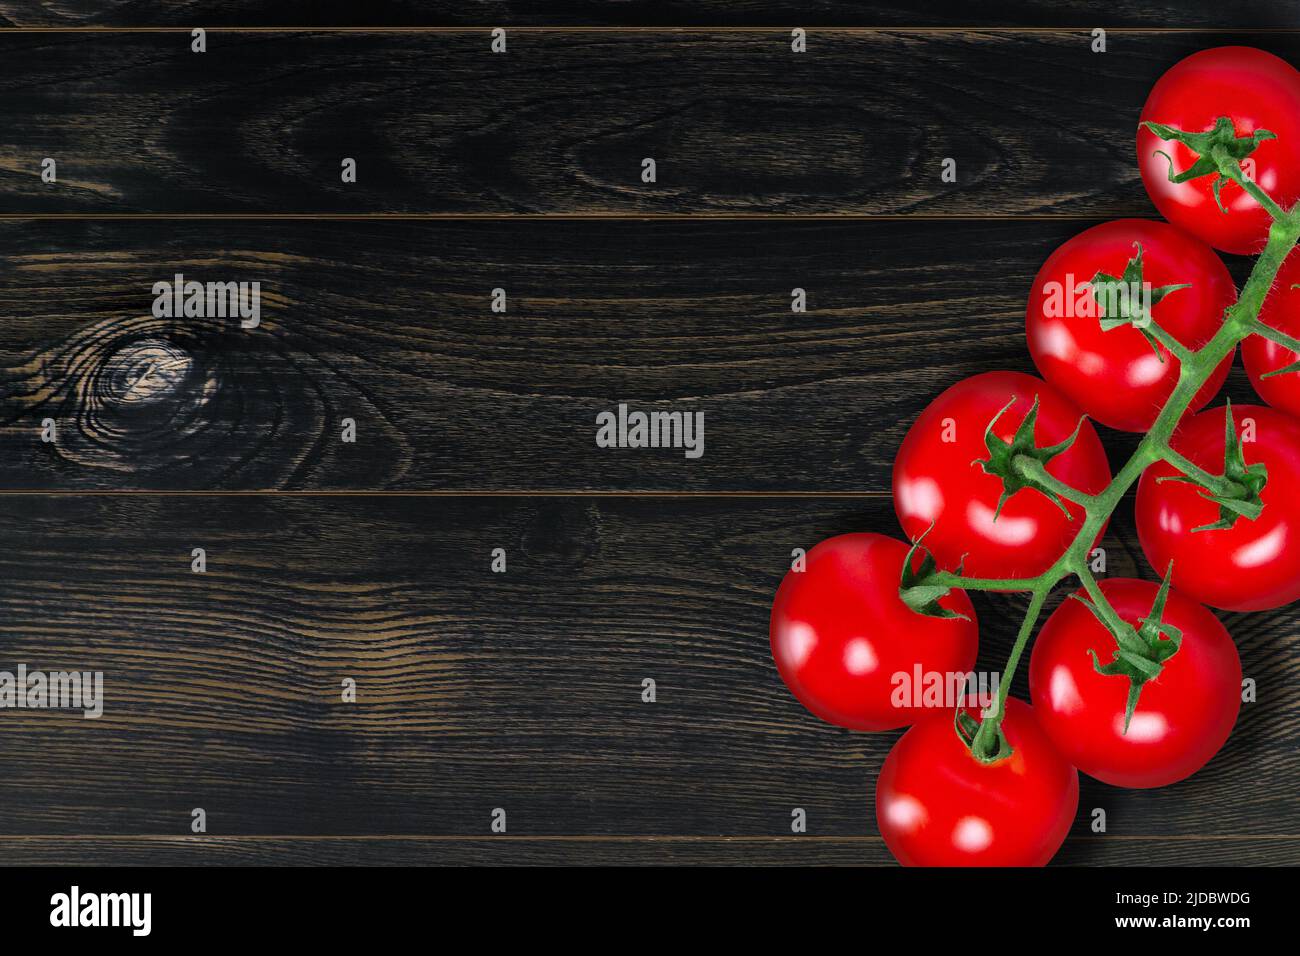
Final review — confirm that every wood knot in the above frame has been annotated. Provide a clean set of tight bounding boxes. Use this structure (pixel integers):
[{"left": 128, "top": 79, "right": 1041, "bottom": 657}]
[
  {"left": 18, "top": 309, "right": 411, "bottom": 487},
  {"left": 98, "top": 338, "right": 195, "bottom": 407},
  {"left": 34, "top": 318, "right": 221, "bottom": 475}
]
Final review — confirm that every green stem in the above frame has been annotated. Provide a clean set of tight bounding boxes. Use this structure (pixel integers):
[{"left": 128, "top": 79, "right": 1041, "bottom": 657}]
[
  {"left": 1074, "top": 561, "right": 1125, "bottom": 633},
  {"left": 1159, "top": 446, "right": 1247, "bottom": 499},
  {"left": 1249, "top": 317, "right": 1300, "bottom": 356},
  {"left": 1218, "top": 154, "right": 1289, "bottom": 223},
  {"left": 970, "top": 583, "right": 1049, "bottom": 759},
  {"left": 926, "top": 569, "right": 1039, "bottom": 593},
  {"left": 1143, "top": 321, "right": 1194, "bottom": 364},
  {"left": 1013, "top": 455, "right": 1096, "bottom": 508}
]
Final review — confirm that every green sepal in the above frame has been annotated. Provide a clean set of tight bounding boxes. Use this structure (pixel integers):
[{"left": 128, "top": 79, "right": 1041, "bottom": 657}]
[
  {"left": 1260, "top": 358, "right": 1300, "bottom": 380},
  {"left": 1144, "top": 117, "right": 1276, "bottom": 213},
  {"left": 1258, "top": 298, "right": 1300, "bottom": 378},
  {"left": 973, "top": 395, "right": 1086, "bottom": 520},
  {"left": 899, "top": 530, "right": 970, "bottom": 621},
  {"left": 1157, "top": 401, "right": 1268, "bottom": 532},
  {"left": 1077, "top": 564, "right": 1184, "bottom": 734},
  {"left": 954, "top": 707, "right": 1012, "bottom": 763},
  {"left": 1091, "top": 242, "right": 1190, "bottom": 359}
]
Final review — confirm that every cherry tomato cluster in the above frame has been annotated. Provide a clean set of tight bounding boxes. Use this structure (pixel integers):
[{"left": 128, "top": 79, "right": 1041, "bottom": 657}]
[{"left": 770, "top": 47, "right": 1300, "bottom": 866}]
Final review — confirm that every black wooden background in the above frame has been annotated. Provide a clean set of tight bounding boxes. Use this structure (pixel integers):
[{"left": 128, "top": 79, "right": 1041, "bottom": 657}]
[{"left": 1, "top": 4, "right": 1298, "bottom": 866}]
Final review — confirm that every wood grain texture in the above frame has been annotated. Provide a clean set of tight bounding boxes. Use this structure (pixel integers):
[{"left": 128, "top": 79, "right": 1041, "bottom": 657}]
[
  {"left": 0, "top": 1, "right": 1295, "bottom": 29},
  {"left": 0, "top": 30, "right": 1298, "bottom": 215},
  {"left": 0, "top": 497, "right": 1292, "bottom": 864},
  {"left": 2, "top": 837, "right": 1297, "bottom": 866},
  {"left": 0, "top": 218, "right": 1265, "bottom": 491}
]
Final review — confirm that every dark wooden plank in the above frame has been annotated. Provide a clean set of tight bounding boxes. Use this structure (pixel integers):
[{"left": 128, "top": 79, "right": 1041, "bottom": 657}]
[
  {"left": 0, "top": 218, "right": 1264, "bottom": 490},
  {"left": 1, "top": 30, "right": 1298, "bottom": 214},
  {"left": 1, "top": 837, "right": 1295, "bottom": 866},
  {"left": 0, "top": 1, "right": 1294, "bottom": 29},
  {"left": 0, "top": 496, "right": 1290, "bottom": 865}
]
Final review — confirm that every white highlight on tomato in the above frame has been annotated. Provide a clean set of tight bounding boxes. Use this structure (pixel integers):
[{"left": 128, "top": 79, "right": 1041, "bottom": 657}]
[
  {"left": 1127, "top": 351, "right": 1167, "bottom": 387},
  {"left": 1117, "top": 710, "right": 1170, "bottom": 743},
  {"left": 952, "top": 815, "right": 995, "bottom": 853},
  {"left": 843, "top": 638, "right": 878, "bottom": 676},
  {"left": 1074, "top": 349, "right": 1105, "bottom": 377},
  {"left": 968, "top": 500, "right": 1039, "bottom": 544},
  {"left": 1233, "top": 523, "right": 1287, "bottom": 569},
  {"left": 780, "top": 621, "right": 818, "bottom": 670},
  {"left": 895, "top": 476, "right": 944, "bottom": 522},
  {"left": 882, "top": 794, "right": 927, "bottom": 832},
  {"left": 1047, "top": 665, "right": 1085, "bottom": 715},
  {"left": 1156, "top": 505, "right": 1184, "bottom": 534},
  {"left": 1035, "top": 324, "right": 1077, "bottom": 362}
]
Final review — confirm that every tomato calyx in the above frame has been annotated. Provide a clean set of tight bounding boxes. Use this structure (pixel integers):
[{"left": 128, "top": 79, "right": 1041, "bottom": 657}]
[
  {"left": 954, "top": 705, "right": 1013, "bottom": 764},
  {"left": 1076, "top": 565, "right": 1183, "bottom": 734},
  {"left": 974, "top": 395, "right": 1087, "bottom": 519},
  {"left": 1090, "top": 242, "right": 1191, "bottom": 359},
  {"left": 1144, "top": 117, "right": 1277, "bottom": 213},
  {"left": 898, "top": 532, "right": 971, "bottom": 621},
  {"left": 1159, "top": 401, "right": 1268, "bottom": 531}
]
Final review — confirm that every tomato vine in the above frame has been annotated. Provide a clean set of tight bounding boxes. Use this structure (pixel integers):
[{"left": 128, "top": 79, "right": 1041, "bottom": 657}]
[
  {"left": 904, "top": 117, "right": 1300, "bottom": 763},
  {"left": 772, "top": 46, "right": 1300, "bottom": 866}
]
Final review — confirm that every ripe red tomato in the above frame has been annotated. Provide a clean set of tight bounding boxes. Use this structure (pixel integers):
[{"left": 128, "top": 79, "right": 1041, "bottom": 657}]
[
  {"left": 1026, "top": 219, "right": 1236, "bottom": 432},
  {"left": 1138, "top": 46, "right": 1300, "bottom": 255},
  {"left": 1243, "top": 248, "right": 1300, "bottom": 415},
  {"left": 893, "top": 371, "right": 1111, "bottom": 579},
  {"left": 1137, "top": 404, "right": 1300, "bottom": 611},
  {"left": 1029, "top": 578, "right": 1241, "bottom": 788},
  {"left": 875, "top": 697, "right": 1078, "bottom": 866},
  {"left": 769, "top": 534, "right": 978, "bottom": 731}
]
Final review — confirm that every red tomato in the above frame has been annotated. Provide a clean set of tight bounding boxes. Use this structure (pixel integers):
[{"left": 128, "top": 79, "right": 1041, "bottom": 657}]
[
  {"left": 875, "top": 698, "right": 1078, "bottom": 866},
  {"left": 1137, "top": 404, "right": 1300, "bottom": 611},
  {"left": 1138, "top": 47, "right": 1300, "bottom": 255},
  {"left": 1243, "top": 247, "right": 1300, "bottom": 415},
  {"left": 1026, "top": 219, "right": 1236, "bottom": 432},
  {"left": 893, "top": 371, "right": 1111, "bottom": 579},
  {"left": 1030, "top": 578, "right": 1241, "bottom": 788},
  {"left": 770, "top": 534, "right": 978, "bottom": 731}
]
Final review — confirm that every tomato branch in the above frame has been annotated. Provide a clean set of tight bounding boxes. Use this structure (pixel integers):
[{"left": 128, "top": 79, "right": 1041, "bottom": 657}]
[
  {"left": 959, "top": 189, "right": 1300, "bottom": 760},
  {"left": 967, "top": 582, "right": 1051, "bottom": 762},
  {"left": 921, "top": 568, "right": 1040, "bottom": 593}
]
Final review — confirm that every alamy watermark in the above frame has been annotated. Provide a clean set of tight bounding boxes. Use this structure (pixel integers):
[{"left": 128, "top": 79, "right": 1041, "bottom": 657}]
[
  {"left": 0, "top": 664, "right": 103, "bottom": 719},
  {"left": 595, "top": 403, "right": 704, "bottom": 459},
  {"left": 50, "top": 886, "right": 150, "bottom": 936},
  {"left": 152, "top": 273, "right": 260, "bottom": 328},
  {"left": 891, "top": 666, "right": 999, "bottom": 712}
]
